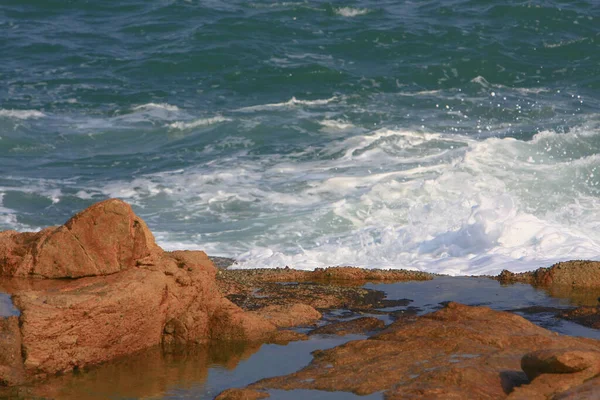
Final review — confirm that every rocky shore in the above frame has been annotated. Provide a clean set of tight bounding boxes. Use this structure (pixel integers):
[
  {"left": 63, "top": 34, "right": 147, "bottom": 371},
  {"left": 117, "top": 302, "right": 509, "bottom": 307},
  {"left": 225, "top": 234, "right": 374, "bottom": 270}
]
[{"left": 2, "top": 199, "right": 600, "bottom": 399}]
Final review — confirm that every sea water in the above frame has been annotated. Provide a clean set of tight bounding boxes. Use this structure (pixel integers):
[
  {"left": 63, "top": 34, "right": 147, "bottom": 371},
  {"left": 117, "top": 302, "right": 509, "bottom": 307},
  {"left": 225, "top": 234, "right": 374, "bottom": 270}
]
[{"left": 1, "top": 0, "right": 600, "bottom": 275}]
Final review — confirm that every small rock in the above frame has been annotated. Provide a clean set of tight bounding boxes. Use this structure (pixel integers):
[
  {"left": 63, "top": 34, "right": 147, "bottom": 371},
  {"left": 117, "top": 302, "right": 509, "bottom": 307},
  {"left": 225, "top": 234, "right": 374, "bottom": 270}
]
[
  {"left": 309, "top": 317, "right": 385, "bottom": 336},
  {"left": 215, "top": 388, "right": 270, "bottom": 400},
  {"left": 521, "top": 349, "right": 600, "bottom": 380},
  {"left": 252, "top": 303, "right": 321, "bottom": 328}
]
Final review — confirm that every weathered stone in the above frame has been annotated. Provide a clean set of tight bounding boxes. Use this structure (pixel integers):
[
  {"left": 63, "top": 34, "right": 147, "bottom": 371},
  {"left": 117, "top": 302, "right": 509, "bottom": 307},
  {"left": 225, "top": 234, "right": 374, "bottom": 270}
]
[
  {"left": 251, "top": 303, "right": 321, "bottom": 328},
  {"left": 0, "top": 200, "right": 283, "bottom": 384},
  {"left": 215, "top": 388, "right": 270, "bottom": 400},
  {"left": 0, "top": 317, "right": 25, "bottom": 386},
  {"left": 552, "top": 375, "right": 600, "bottom": 399},
  {"left": 238, "top": 303, "right": 600, "bottom": 399},
  {"left": 0, "top": 199, "right": 159, "bottom": 278},
  {"left": 497, "top": 260, "right": 600, "bottom": 289},
  {"left": 560, "top": 306, "right": 600, "bottom": 329},
  {"left": 309, "top": 317, "right": 385, "bottom": 336},
  {"left": 521, "top": 348, "right": 600, "bottom": 380}
]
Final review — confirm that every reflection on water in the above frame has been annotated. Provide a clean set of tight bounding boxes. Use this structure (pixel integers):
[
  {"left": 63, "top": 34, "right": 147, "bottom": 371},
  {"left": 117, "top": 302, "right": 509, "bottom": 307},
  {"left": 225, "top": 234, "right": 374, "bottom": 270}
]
[
  {"left": 29, "top": 335, "right": 365, "bottom": 399},
  {"left": 4, "top": 276, "right": 600, "bottom": 399},
  {"left": 31, "top": 342, "right": 260, "bottom": 400},
  {"left": 367, "top": 276, "right": 600, "bottom": 339},
  {"left": 540, "top": 285, "right": 600, "bottom": 307}
]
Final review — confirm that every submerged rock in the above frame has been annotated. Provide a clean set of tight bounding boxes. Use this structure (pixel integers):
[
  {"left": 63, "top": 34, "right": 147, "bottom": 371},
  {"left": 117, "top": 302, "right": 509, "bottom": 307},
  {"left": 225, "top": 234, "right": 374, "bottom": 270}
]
[{"left": 0, "top": 317, "right": 25, "bottom": 386}]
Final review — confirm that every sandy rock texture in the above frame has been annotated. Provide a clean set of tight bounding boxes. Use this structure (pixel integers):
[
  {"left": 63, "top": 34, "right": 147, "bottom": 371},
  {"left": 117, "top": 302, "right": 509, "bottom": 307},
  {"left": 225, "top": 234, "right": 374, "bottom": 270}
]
[
  {"left": 0, "top": 199, "right": 279, "bottom": 385},
  {"left": 0, "top": 199, "right": 158, "bottom": 278},
  {"left": 222, "top": 303, "right": 600, "bottom": 399},
  {"left": 309, "top": 316, "right": 385, "bottom": 336},
  {"left": 498, "top": 260, "right": 600, "bottom": 333},
  {"left": 497, "top": 260, "right": 600, "bottom": 288}
]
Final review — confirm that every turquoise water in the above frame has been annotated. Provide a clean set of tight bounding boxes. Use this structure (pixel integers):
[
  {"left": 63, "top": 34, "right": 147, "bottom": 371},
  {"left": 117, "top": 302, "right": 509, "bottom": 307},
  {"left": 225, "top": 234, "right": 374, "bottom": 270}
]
[{"left": 1, "top": 0, "right": 600, "bottom": 274}]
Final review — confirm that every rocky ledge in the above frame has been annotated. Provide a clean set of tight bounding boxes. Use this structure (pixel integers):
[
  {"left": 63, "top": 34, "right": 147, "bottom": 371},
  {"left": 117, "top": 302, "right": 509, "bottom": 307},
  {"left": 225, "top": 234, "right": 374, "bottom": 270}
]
[{"left": 219, "top": 302, "right": 600, "bottom": 399}]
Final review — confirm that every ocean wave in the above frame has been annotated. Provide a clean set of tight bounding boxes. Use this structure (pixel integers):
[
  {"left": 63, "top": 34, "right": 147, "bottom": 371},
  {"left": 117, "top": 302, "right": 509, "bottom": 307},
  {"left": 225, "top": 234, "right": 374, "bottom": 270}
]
[
  {"left": 7, "top": 121, "right": 600, "bottom": 276},
  {"left": 319, "top": 119, "right": 355, "bottom": 130},
  {"left": 132, "top": 103, "right": 180, "bottom": 112},
  {"left": 168, "top": 116, "right": 231, "bottom": 130},
  {"left": 543, "top": 37, "right": 588, "bottom": 49},
  {"left": 470, "top": 75, "right": 550, "bottom": 95},
  {"left": 104, "top": 125, "right": 600, "bottom": 275},
  {"left": 334, "top": 7, "right": 370, "bottom": 17},
  {"left": 0, "top": 109, "right": 46, "bottom": 119},
  {"left": 236, "top": 96, "right": 339, "bottom": 112}
]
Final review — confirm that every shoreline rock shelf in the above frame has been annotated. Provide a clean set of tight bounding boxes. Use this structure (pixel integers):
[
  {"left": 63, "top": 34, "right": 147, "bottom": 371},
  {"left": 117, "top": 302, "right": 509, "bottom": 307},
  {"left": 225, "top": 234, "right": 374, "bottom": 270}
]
[
  {"left": 2, "top": 199, "right": 600, "bottom": 399},
  {"left": 228, "top": 303, "right": 600, "bottom": 399}
]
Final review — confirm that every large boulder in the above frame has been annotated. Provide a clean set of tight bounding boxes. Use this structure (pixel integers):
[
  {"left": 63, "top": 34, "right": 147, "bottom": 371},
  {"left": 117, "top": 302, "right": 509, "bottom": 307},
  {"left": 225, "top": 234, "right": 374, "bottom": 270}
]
[
  {"left": 0, "top": 199, "right": 159, "bottom": 278},
  {"left": 0, "top": 199, "right": 280, "bottom": 385}
]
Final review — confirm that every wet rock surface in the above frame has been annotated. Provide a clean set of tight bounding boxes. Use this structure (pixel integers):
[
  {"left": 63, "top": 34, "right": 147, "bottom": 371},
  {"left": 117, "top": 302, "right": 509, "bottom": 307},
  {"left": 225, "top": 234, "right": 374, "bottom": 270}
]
[
  {"left": 0, "top": 317, "right": 25, "bottom": 386},
  {"left": 497, "top": 260, "right": 600, "bottom": 289},
  {"left": 560, "top": 306, "right": 600, "bottom": 329},
  {"left": 215, "top": 388, "right": 270, "bottom": 400},
  {"left": 229, "top": 302, "right": 600, "bottom": 400},
  {"left": 217, "top": 268, "right": 417, "bottom": 312},
  {"left": 309, "top": 317, "right": 385, "bottom": 336},
  {"left": 498, "top": 261, "right": 600, "bottom": 332}
]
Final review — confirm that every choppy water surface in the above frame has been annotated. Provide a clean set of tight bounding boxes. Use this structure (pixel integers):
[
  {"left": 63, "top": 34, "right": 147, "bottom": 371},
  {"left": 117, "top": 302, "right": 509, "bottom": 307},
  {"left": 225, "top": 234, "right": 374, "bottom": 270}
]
[{"left": 2, "top": 0, "right": 600, "bottom": 274}]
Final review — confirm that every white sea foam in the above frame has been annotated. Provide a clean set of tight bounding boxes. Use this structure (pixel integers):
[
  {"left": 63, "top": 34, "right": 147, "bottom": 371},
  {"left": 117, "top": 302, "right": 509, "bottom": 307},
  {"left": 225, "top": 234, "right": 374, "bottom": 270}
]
[
  {"left": 0, "top": 109, "right": 45, "bottom": 119},
  {"left": 543, "top": 37, "right": 587, "bottom": 49},
  {"left": 334, "top": 7, "right": 370, "bottom": 17},
  {"left": 132, "top": 103, "right": 180, "bottom": 112},
  {"left": 236, "top": 96, "right": 339, "bottom": 112},
  {"left": 319, "top": 119, "right": 355, "bottom": 130},
  {"left": 168, "top": 116, "right": 231, "bottom": 130},
  {"left": 8, "top": 119, "right": 600, "bottom": 276},
  {"left": 470, "top": 75, "right": 550, "bottom": 95},
  {"left": 128, "top": 125, "right": 600, "bottom": 276}
]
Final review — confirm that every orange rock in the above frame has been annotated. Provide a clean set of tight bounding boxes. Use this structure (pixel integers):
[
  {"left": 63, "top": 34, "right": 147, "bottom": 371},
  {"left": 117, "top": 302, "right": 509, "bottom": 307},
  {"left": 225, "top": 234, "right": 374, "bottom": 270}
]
[
  {"left": 0, "top": 199, "right": 159, "bottom": 278},
  {"left": 215, "top": 388, "right": 270, "bottom": 400},
  {"left": 309, "top": 316, "right": 385, "bottom": 336},
  {"left": 244, "top": 303, "right": 600, "bottom": 399},
  {"left": 521, "top": 348, "right": 600, "bottom": 380},
  {"left": 498, "top": 260, "right": 600, "bottom": 289},
  {"left": 252, "top": 303, "right": 321, "bottom": 328},
  {"left": 0, "top": 317, "right": 25, "bottom": 386},
  {"left": 552, "top": 375, "right": 600, "bottom": 399},
  {"left": 0, "top": 199, "right": 283, "bottom": 385}
]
